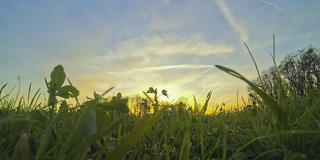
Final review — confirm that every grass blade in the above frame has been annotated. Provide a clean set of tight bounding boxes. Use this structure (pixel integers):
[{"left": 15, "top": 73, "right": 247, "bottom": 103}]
[
  {"left": 193, "top": 95, "right": 199, "bottom": 114},
  {"left": 66, "top": 119, "right": 124, "bottom": 159},
  {"left": 244, "top": 42, "right": 265, "bottom": 92},
  {"left": 215, "top": 65, "right": 288, "bottom": 128},
  {"left": 200, "top": 91, "right": 212, "bottom": 115},
  {"left": 35, "top": 109, "right": 67, "bottom": 160},
  {"left": 0, "top": 83, "right": 7, "bottom": 97},
  {"left": 107, "top": 106, "right": 168, "bottom": 159},
  {"left": 179, "top": 131, "right": 191, "bottom": 160},
  {"left": 228, "top": 130, "right": 320, "bottom": 160}
]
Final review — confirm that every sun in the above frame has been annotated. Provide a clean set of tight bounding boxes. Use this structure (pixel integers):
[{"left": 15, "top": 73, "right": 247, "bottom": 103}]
[{"left": 156, "top": 84, "right": 182, "bottom": 103}]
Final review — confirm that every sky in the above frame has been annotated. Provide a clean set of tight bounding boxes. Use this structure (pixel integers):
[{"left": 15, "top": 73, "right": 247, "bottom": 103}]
[{"left": 1, "top": 0, "right": 319, "bottom": 108}]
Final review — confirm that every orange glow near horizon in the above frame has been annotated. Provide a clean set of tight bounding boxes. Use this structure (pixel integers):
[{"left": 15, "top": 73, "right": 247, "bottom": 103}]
[{"left": 73, "top": 81, "right": 250, "bottom": 112}]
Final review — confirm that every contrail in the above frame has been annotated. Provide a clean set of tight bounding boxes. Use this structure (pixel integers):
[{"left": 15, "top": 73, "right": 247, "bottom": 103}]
[
  {"left": 259, "top": 0, "right": 288, "bottom": 14},
  {"left": 215, "top": 0, "right": 249, "bottom": 42}
]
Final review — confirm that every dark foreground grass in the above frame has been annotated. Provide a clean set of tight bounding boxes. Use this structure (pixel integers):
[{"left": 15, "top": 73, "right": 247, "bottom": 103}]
[
  {"left": 1, "top": 50, "right": 320, "bottom": 160},
  {"left": 1, "top": 65, "right": 319, "bottom": 160}
]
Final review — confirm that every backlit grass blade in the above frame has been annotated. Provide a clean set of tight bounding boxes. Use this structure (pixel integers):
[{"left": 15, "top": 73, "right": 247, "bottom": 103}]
[
  {"left": 29, "top": 87, "right": 41, "bottom": 109},
  {"left": 193, "top": 95, "right": 199, "bottom": 114},
  {"left": 222, "top": 122, "right": 228, "bottom": 160},
  {"left": 200, "top": 91, "right": 212, "bottom": 115},
  {"left": 215, "top": 65, "right": 288, "bottom": 128},
  {"left": 0, "top": 83, "right": 7, "bottom": 97},
  {"left": 14, "top": 77, "right": 21, "bottom": 109},
  {"left": 244, "top": 42, "right": 265, "bottom": 92},
  {"left": 107, "top": 106, "right": 168, "bottom": 159},
  {"left": 270, "top": 35, "right": 284, "bottom": 106},
  {"left": 143, "top": 91, "right": 154, "bottom": 104},
  {"left": 179, "top": 131, "right": 191, "bottom": 160}
]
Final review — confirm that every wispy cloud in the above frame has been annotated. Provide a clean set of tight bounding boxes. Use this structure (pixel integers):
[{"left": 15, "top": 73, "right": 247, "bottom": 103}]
[
  {"left": 107, "top": 64, "right": 215, "bottom": 74},
  {"left": 215, "top": 0, "right": 249, "bottom": 42},
  {"left": 104, "top": 34, "right": 234, "bottom": 59}
]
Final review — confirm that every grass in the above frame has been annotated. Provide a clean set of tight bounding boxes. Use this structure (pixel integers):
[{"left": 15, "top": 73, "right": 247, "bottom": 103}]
[{"left": 1, "top": 45, "right": 320, "bottom": 159}]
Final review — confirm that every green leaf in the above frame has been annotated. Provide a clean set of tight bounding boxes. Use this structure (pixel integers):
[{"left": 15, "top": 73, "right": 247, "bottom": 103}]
[
  {"left": 94, "top": 107, "right": 111, "bottom": 130},
  {"left": 56, "top": 85, "right": 79, "bottom": 99},
  {"left": 82, "top": 106, "right": 112, "bottom": 136},
  {"left": 67, "top": 78, "right": 79, "bottom": 104},
  {"left": 147, "top": 87, "right": 155, "bottom": 93},
  {"left": 83, "top": 107, "right": 97, "bottom": 136},
  {"left": 49, "top": 65, "right": 66, "bottom": 90},
  {"left": 162, "top": 89, "right": 169, "bottom": 98},
  {"left": 116, "top": 92, "right": 122, "bottom": 99}
]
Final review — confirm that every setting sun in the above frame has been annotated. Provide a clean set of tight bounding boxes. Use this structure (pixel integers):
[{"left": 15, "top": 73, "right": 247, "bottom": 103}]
[{"left": 154, "top": 84, "right": 181, "bottom": 103}]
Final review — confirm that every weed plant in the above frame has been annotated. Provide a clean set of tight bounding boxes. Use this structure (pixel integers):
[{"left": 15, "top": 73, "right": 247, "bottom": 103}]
[{"left": 1, "top": 42, "right": 320, "bottom": 159}]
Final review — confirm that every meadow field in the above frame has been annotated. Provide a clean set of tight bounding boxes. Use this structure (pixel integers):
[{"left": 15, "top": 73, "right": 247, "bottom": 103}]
[{"left": 1, "top": 45, "right": 320, "bottom": 159}]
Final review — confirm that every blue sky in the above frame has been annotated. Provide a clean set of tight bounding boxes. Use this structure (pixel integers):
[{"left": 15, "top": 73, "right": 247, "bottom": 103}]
[{"left": 1, "top": 0, "right": 319, "bottom": 106}]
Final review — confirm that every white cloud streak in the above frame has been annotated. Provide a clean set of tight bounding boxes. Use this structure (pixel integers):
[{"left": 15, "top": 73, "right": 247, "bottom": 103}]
[
  {"left": 107, "top": 64, "right": 215, "bottom": 74},
  {"left": 215, "top": 0, "right": 249, "bottom": 42},
  {"left": 105, "top": 34, "right": 234, "bottom": 59}
]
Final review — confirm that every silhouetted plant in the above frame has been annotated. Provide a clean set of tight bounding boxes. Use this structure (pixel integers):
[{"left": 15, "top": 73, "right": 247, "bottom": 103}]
[{"left": 143, "top": 87, "right": 169, "bottom": 112}]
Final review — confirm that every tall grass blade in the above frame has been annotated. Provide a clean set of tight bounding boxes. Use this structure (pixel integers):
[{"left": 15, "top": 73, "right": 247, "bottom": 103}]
[
  {"left": 193, "top": 95, "right": 199, "bottom": 114},
  {"left": 0, "top": 83, "right": 7, "bottom": 97},
  {"left": 244, "top": 42, "right": 265, "bottom": 92},
  {"left": 222, "top": 122, "right": 228, "bottom": 160},
  {"left": 143, "top": 91, "right": 154, "bottom": 104},
  {"left": 29, "top": 87, "right": 41, "bottom": 109},
  {"left": 27, "top": 83, "right": 32, "bottom": 109},
  {"left": 200, "top": 91, "right": 212, "bottom": 115},
  {"left": 215, "top": 65, "right": 288, "bottom": 128},
  {"left": 270, "top": 35, "right": 284, "bottom": 106},
  {"left": 179, "top": 131, "right": 191, "bottom": 160},
  {"left": 14, "top": 77, "right": 21, "bottom": 109}
]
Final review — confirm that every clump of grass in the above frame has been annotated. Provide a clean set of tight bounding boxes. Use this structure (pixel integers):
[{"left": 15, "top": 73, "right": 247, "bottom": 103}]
[
  {"left": 1, "top": 40, "right": 320, "bottom": 159},
  {"left": 0, "top": 65, "right": 165, "bottom": 159}
]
